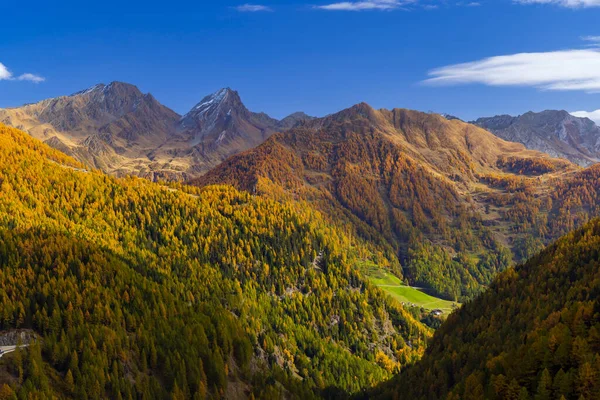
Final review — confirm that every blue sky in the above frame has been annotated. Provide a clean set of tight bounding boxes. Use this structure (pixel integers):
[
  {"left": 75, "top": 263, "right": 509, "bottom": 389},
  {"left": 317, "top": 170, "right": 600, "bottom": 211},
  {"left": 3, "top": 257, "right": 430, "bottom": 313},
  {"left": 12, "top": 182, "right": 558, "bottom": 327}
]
[{"left": 1, "top": 0, "right": 600, "bottom": 122}]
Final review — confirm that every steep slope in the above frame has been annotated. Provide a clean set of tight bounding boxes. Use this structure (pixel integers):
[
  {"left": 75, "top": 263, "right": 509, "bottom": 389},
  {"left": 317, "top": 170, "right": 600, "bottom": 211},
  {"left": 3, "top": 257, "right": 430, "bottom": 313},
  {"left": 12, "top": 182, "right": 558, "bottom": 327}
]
[
  {"left": 371, "top": 217, "right": 600, "bottom": 400},
  {"left": 174, "top": 89, "right": 315, "bottom": 175},
  {"left": 175, "top": 88, "right": 279, "bottom": 174},
  {"left": 192, "top": 103, "right": 576, "bottom": 301},
  {"left": 0, "top": 122, "right": 429, "bottom": 398},
  {"left": 179, "top": 88, "right": 277, "bottom": 146},
  {"left": 474, "top": 110, "right": 600, "bottom": 167}
]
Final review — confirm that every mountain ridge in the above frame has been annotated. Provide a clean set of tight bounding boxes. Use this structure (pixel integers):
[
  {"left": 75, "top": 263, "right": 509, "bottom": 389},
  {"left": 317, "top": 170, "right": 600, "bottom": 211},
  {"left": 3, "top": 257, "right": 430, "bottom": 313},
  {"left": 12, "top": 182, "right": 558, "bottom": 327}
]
[{"left": 473, "top": 109, "right": 600, "bottom": 167}]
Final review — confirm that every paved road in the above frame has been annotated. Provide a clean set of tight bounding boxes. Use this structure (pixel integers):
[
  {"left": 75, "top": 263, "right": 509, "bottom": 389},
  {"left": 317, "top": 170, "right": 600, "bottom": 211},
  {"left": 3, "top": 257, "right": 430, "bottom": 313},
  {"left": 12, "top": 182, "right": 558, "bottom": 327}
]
[
  {"left": 0, "top": 344, "right": 29, "bottom": 358},
  {"left": 47, "top": 159, "right": 89, "bottom": 173}
]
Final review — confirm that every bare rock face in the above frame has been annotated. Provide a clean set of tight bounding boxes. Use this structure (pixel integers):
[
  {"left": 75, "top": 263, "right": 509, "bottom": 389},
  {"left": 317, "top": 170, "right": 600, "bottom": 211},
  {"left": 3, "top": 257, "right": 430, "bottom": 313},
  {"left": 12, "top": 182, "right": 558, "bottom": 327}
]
[
  {"left": 177, "top": 88, "right": 279, "bottom": 167},
  {"left": 0, "top": 329, "right": 37, "bottom": 346},
  {"left": 473, "top": 110, "right": 600, "bottom": 167}
]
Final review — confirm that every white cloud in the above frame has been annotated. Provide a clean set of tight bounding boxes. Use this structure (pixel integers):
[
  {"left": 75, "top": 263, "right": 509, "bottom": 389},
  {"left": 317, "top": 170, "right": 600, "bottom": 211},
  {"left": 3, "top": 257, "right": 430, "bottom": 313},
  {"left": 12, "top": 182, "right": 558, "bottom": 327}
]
[
  {"left": 516, "top": 0, "right": 600, "bottom": 7},
  {"left": 315, "top": 0, "right": 412, "bottom": 11},
  {"left": 423, "top": 48, "right": 600, "bottom": 92},
  {"left": 571, "top": 109, "right": 600, "bottom": 124},
  {"left": 0, "top": 63, "right": 12, "bottom": 80},
  {"left": 235, "top": 4, "right": 273, "bottom": 11},
  {"left": 314, "top": 1, "right": 482, "bottom": 11},
  {"left": 0, "top": 62, "right": 45, "bottom": 83},
  {"left": 17, "top": 73, "right": 45, "bottom": 83}
]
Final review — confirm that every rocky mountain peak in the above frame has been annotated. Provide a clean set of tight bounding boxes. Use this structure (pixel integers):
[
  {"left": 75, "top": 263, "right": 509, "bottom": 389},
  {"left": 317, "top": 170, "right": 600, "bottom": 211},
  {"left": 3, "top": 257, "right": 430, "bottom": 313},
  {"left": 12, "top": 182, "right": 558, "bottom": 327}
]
[
  {"left": 71, "top": 81, "right": 143, "bottom": 99},
  {"left": 187, "top": 88, "right": 243, "bottom": 117},
  {"left": 474, "top": 110, "right": 600, "bottom": 166}
]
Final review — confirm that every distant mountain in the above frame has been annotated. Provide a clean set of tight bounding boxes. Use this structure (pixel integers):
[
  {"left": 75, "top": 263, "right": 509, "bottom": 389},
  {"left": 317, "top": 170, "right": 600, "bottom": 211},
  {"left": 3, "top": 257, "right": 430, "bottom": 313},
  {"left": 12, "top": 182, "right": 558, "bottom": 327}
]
[
  {"left": 473, "top": 110, "right": 600, "bottom": 167},
  {"left": 277, "top": 111, "right": 315, "bottom": 129},
  {"left": 372, "top": 215, "right": 600, "bottom": 399},
  {"left": 0, "top": 83, "right": 312, "bottom": 180},
  {"left": 193, "top": 104, "right": 579, "bottom": 301},
  {"left": 177, "top": 88, "right": 283, "bottom": 173},
  {"left": 441, "top": 113, "right": 462, "bottom": 122}
]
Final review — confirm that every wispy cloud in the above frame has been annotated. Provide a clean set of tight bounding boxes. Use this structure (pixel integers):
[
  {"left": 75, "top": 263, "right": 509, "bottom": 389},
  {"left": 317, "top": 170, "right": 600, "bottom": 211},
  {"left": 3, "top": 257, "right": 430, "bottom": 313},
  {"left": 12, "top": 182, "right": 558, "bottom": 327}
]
[
  {"left": 314, "top": 1, "right": 482, "bottom": 11},
  {"left": 235, "top": 4, "right": 273, "bottom": 12},
  {"left": 315, "top": 0, "right": 413, "bottom": 11},
  {"left": 17, "top": 73, "right": 45, "bottom": 83},
  {"left": 582, "top": 35, "right": 600, "bottom": 47},
  {"left": 515, "top": 0, "right": 600, "bottom": 8},
  {"left": 423, "top": 42, "right": 600, "bottom": 92},
  {"left": 0, "top": 62, "right": 45, "bottom": 83}
]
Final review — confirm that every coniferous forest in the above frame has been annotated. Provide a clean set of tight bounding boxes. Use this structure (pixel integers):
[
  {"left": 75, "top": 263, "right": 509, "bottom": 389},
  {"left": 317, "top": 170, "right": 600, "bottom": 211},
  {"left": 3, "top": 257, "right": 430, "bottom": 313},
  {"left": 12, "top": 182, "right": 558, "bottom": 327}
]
[
  {"left": 369, "top": 217, "right": 600, "bottom": 400},
  {"left": 0, "top": 124, "right": 427, "bottom": 399}
]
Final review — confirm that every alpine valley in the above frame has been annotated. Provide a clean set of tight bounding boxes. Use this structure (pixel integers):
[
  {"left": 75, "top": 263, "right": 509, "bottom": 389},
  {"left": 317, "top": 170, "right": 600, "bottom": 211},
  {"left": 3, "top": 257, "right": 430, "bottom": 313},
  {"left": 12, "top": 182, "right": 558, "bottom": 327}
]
[{"left": 2, "top": 82, "right": 600, "bottom": 400}]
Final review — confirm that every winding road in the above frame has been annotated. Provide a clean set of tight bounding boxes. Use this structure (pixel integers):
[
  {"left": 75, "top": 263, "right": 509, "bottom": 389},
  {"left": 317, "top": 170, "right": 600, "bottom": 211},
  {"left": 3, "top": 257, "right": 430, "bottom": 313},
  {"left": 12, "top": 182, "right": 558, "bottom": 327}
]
[{"left": 0, "top": 344, "right": 28, "bottom": 358}]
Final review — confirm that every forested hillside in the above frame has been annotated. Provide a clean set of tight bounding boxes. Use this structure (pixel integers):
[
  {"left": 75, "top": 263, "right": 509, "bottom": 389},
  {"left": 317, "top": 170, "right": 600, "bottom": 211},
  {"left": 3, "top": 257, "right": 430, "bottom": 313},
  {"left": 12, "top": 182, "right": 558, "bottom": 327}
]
[
  {"left": 193, "top": 103, "right": 580, "bottom": 302},
  {"left": 0, "top": 123, "right": 429, "bottom": 399},
  {"left": 369, "top": 217, "right": 600, "bottom": 400}
]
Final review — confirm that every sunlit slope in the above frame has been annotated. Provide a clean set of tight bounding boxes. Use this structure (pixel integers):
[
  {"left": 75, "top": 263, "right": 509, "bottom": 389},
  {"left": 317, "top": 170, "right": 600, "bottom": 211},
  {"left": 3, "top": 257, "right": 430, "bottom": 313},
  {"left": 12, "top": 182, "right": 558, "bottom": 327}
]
[{"left": 0, "top": 123, "right": 430, "bottom": 398}]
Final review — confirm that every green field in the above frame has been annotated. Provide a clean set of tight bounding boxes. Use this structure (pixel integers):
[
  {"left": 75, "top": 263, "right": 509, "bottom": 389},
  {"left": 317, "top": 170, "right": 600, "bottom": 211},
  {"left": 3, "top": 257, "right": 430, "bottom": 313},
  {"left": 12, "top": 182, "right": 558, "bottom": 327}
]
[{"left": 361, "top": 263, "right": 459, "bottom": 314}]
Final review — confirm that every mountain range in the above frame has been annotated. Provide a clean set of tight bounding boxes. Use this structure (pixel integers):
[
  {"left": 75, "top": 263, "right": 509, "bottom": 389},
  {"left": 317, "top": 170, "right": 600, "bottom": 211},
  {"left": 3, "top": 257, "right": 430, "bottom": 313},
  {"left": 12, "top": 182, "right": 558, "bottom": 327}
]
[
  {"left": 3, "top": 81, "right": 600, "bottom": 179},
  {"left": 473, "top": 110, "right": 600, "bottom": 167},
  {"left": 0, "top": 82, "right": 313, "bottom": 181}
]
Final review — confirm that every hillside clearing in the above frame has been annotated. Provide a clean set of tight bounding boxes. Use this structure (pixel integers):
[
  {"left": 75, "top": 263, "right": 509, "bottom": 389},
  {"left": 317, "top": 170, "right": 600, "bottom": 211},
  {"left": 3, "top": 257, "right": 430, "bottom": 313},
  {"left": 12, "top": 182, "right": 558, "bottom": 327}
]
[{"left": 361, "top": 263, "right": 459, "bottom": 314}]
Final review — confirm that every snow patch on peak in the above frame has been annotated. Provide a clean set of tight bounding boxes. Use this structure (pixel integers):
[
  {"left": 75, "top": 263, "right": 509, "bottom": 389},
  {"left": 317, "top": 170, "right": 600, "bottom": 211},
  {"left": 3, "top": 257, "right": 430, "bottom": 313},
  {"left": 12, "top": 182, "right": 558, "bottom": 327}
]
[
  {"left": 71, "top": 84, "right": 104, "bottom": 97},
  {"left": 193, "top": 88, "right": 230, "bottom": 112}
]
